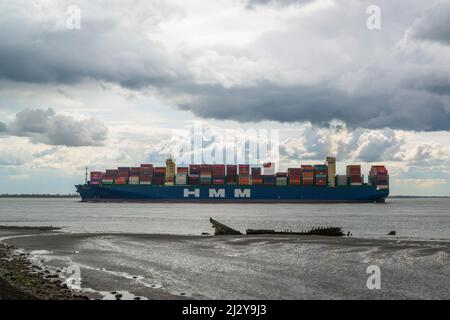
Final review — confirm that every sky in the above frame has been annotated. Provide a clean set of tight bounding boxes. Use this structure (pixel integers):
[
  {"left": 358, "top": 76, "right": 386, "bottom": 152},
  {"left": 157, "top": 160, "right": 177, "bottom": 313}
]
[{"left": 1, "top": 0, "right": 450, "bottom": 195}]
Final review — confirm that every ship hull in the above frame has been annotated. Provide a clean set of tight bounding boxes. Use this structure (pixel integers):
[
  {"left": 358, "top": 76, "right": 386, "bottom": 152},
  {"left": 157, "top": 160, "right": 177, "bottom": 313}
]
[{"left": 75, "top": 184, "right": 389, "bottom": 203}]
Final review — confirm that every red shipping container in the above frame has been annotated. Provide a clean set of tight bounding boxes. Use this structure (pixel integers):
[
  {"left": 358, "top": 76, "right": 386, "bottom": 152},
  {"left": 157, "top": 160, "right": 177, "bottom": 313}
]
[
  {"left": 239, "top": 164, "right": 250, "bottom": 174},
  {"left": 288, "top": 168, "right": 301, "bottom": 176},
  {"left": 177, "top": 167, "right": 188, "bottom": 174},
  {"left": 289, "top": 176, "right": 301, "bottom": 185},
  {"left": 251, "top": 168, "right": 262, "bottom": 176},
  {"left": 226, "top": 165, "right": 237, "bottom": 175},
  {"left": 188, "top": 176, "right": 200, "bottom": 185},
  {"left": 90, "top": 171, "right": 102, "bottom": 179}
]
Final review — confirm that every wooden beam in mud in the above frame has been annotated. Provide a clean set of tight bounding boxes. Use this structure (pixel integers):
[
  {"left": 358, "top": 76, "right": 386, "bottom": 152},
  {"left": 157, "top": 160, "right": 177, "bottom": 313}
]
[{"left": 209, "top": 218, "right": 242, "bottom": 235}]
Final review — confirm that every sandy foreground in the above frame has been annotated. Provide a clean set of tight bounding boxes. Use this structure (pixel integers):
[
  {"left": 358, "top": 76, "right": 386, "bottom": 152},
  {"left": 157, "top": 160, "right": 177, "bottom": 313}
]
[{"left": 0, "top": 227, "right": 449, "bottom": 300}]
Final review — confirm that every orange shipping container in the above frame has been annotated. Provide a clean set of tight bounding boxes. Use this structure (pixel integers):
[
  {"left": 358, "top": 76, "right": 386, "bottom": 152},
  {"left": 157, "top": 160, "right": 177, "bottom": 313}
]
[
  {"left": 238, "top": 176, "right": 251, "bottom": 185},
  {"left": 252, "top": 178, "right": 263, "bottom": 185}
]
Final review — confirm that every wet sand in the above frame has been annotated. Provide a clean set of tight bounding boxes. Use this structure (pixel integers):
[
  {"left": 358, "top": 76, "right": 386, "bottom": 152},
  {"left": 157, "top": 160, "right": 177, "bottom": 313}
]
[{"left": 1, "top": 228, "right": 449, "bottom": 300}]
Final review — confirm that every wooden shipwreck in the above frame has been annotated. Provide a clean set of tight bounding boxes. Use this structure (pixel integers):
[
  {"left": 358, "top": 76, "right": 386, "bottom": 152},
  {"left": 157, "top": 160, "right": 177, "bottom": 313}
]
[
  {"left": 209, "top": 218, "right": 242, "bottom": 235},
  {"left": 209, "top": 218, "right": 344, "bottom": 237}
]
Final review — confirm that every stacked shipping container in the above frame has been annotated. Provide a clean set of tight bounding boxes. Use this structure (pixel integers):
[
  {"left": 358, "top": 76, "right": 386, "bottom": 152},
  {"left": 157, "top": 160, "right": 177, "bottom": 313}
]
[
  {"left": 226, "top": 165, "right": 237, "bottom": 184},
  {"left": 153, "top": 167, "right": 166, "bottom": 185},
  {"left": 115, "top": 167, "right": 130, "bottom": 185},
  {"left": 314, "top": 165, "right": 328, "bottom": 186},
  {"left": 262, "top": 162, "right": 275, "bottom": 185},
  {"left": 301, "top": 165, "right": 314, "bottom": 186},
  {"left": 189, "top": 164, "right": 200, "bottom": 185},
  {"left": 288, "top": 168, "right": 301, "bottom": 185},
  {"left": 88, "top": 159, "right": 389, "bottom": 189},
  {"left": 90, "top": 171, "right": 103, "bottom": 185},
  {"left": 128, "top": 167, "right": 140, "bottom": 185},
  {"left": 212, "top": 165, "right": 225, "bottom": 185},
  {"left": 140, "top": 164, "right": 153, "bottom": 184},
  {"left": 102, "top": 169, "right": 117, "bottom": 184},
  {"left": 275, "top": 172, "right": 288, "bottom": 186},
  {"left": 336, "top": 175, "right": 348, "bottom": 186},
  {"left": 200, "top": 164, "right": 212, "bottom": 185},
  {"left": 346, "top": 165, "right": 362, "bottom": 186},
  {"left": 238, "top": 164, "right": 250, "bottom": 185},
  {"left": 251, "top": 167, "right": 262, "bottom": 185},
  {"left": 369, "top": 166, "right": 389, "bottom": 189},
  {"left": 176, "top": 167, "right": 188, "bottom": 185}
]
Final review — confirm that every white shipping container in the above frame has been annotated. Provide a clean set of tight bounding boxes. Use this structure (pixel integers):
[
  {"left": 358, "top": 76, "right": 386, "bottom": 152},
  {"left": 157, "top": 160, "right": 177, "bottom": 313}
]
[
  {"left": 176, "top": 176, "right": 187, "bottom": 185},
  {"left": 276, "top": 177, "right": 287, "bottom": 185},
  {"left": 129, "top": 177, "right": 140, "bottom": 184},
  {"left": 336, "top": 175, "right": 348, "bottom": 186},
  {"left": 263, "top": 162, "right": 276, "bottom": 176},
  {"left": 139, "top": 181, "right": 152, "bottom": 185}
]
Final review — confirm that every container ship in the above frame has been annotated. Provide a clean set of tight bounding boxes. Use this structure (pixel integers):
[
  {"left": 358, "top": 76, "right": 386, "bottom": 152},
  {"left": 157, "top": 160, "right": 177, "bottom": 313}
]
[{"left": 75, "top": 157, "right": 389, "bottom": 203}]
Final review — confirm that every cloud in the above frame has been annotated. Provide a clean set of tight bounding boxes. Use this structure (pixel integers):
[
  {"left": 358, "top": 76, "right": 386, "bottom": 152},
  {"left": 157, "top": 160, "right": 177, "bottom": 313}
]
[
  {"left": 175, "top": 82, "right": 450, "bottom": 131},
  {"left": 279, "top": 124, "right": 405, "bottom": 163},
  {"left": 0, "top": 1, "right": 187, "bottom": 88},
  {"left": 0, "top": 1, "right": 450, "bottom": 132},
  {"left": 351, "top": 130, "right": 402, "bottom": 162},
  {"left": 408, "top": 1, "right": 450, "bottom": 45},
  {"left": 5, "top": 108, "right": 108, "bottom": 146}
]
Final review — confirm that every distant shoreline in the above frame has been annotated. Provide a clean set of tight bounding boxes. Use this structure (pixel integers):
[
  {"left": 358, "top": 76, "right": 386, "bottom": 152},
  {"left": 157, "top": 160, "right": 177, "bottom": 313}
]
[
  {"left": 389, "top": 195, "right": 450, "bottom": 198},
  {"left": 0, "top": 194, "right": 80, "bottom": 198}
]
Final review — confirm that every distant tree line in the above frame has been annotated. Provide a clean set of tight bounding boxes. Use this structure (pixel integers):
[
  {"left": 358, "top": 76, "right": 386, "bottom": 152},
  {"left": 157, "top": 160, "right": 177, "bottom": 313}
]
[{"left": 0, "top": 194, "right": 80, "bottom": 198}]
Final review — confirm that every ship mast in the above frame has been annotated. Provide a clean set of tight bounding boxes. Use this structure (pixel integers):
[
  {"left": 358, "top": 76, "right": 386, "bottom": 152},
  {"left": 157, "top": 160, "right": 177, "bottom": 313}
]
[{"left": 85, "top": 167, "right": 88, "bottom": 184}]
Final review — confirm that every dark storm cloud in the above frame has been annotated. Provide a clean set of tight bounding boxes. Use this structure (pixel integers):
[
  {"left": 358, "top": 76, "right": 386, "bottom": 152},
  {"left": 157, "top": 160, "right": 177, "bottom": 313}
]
[
  {"left": 0, "top": 16, "right": 186, "bottom": 89},
  {"left": 5, "top": 108, "right": 108, "bottom": 146},
  {"left": 409, "top": 1, "right": 450, "bottom": 45},
  {"left": 175, "top": 83, "right": 450, "bottom": 131}
]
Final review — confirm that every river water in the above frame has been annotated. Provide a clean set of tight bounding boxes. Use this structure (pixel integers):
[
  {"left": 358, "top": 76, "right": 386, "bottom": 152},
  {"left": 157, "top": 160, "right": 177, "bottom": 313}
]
[{"left": 0, "top": 197, "right": 449, "bottom": 239}]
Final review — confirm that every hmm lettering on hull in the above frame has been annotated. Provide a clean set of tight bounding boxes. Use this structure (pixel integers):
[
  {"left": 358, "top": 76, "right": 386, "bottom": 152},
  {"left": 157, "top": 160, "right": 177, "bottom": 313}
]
[
  {"left": 209, "top": 189, "right": 225, "bottom": 198},
  {"left": 183, "top": 189, "right": 200, "bottom": 198},
  {"left": 183, "top": 188, "right": 251, "bottom": 198}
]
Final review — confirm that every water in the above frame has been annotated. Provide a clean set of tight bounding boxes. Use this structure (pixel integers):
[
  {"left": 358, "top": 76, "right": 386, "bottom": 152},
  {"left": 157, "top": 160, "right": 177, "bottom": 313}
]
[
  {"left": 0, "top": 198, "right": 449, "bottom": 239},
  {"left": 1, "top": 197, "right": 449, "bottom": 299}
]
